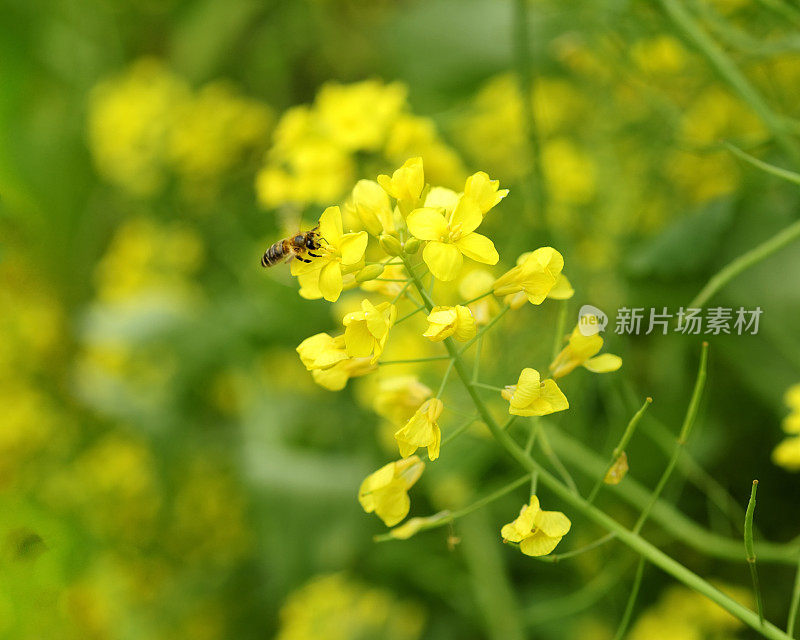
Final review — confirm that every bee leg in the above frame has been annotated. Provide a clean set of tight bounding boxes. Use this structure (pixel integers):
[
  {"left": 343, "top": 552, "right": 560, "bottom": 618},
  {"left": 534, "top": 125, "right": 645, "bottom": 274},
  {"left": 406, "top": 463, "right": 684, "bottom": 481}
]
[
  {"left": 296, "top": 256, "right": 312, "bottom": 263},
  {"left": 307, "top": 252, "right": 321, "bottom": 258}
]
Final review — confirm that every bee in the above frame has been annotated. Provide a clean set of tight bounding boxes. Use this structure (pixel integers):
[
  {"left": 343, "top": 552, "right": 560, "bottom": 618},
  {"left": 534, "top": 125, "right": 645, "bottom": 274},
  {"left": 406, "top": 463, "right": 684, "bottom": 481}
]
[{"left": 261, "top": 227, "right": 324, "bottom": 267}]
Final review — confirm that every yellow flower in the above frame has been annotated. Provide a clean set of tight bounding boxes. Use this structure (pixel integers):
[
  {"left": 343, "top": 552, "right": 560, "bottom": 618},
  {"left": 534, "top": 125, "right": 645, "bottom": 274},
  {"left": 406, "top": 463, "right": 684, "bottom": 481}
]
[
  {"left": 773, "top": 436, "right": 800, "bottom": 472},
  {"left": 296, "top": 332, "right": 375, "bottom": 390},
  {"left": 464, "top": 171, "right": 508, "bottom": 215},
  {"left": 493, "top": 247, "right": 565, "bottom": 305},
  {"left": 459, "top": 269, "right": 500, "bottom": 325},
  {"left": 343, "top": 300, "right": 397, "bottom": 363},
  {"left": 374, "top": 376, "right": 432, "bottom": 426},
  {"left": 502, "top": 368, "right": 568, "bottom": 417},
  {"left": 394, "top": 398, "right": 444, "bottom": 461},
  {"left": 292, "top": 206, "right": 368, "bottom": 302},
  {"left": 407, "top": 194, "right": 498, "bottom": 282},
  {"left": 345, "top": 179, "right": 395, "bottom": 236},
  {"left": 784, "top": 383, "right": 800, "bottom": 434},
  {"left": 423, "top": 305, "right": 476, "bottom": 342},
  {"left": 358, "top": 456, "right": 425, "bottom": 526},
  {"left": 550, "top": 320, "right": 622, "bottom": 379},
  {"left": 501, "top": 495, "right": 571, "bottom": 556},
  {"left": 377, "top": 157, "right": 425, "bottom": 209}
]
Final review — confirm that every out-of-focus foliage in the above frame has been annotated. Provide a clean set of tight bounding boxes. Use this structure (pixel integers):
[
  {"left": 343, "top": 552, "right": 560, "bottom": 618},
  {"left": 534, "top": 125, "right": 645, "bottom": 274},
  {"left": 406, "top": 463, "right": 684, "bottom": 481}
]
[{"left": 0, "top": 0, "right": 799, "bottom": 638}]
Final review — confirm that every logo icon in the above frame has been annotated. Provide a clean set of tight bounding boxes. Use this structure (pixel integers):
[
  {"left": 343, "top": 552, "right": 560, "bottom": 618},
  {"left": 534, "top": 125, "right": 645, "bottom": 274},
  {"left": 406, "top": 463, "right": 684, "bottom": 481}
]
[{"left": 578, "top": 305, "right": 608, "bottom": 336}]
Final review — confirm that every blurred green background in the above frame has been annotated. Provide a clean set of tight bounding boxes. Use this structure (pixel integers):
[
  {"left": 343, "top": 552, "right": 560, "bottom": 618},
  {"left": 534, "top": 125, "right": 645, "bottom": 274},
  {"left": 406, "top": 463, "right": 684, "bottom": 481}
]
[{"left": 1, "top": 0, "right": 800, "bottom": 638}]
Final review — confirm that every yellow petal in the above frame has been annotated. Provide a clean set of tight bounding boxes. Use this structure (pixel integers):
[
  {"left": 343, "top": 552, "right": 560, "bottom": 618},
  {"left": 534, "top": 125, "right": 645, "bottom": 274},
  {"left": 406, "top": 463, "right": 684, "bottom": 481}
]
[
  {"left": 453, "top": 305, "right": 477, "bottom": 342},
  {"left": 345, "top": 322, "right": 375, "bottom": 358},
  {"left": 339, "top": 231, "right": 368, "bottom": 265},
  {"left": 449, "top": 196, "right": 482, "bottom": 235},
  {"left": 374, "top": 483, "right": 411, "bottom": 526},
  {"left": 456, "top": 233, "right": 499, "bottom": 265},
  {"left": 427, "top": 423, "right": 441, "bottom": 461},
  {"left": 319, "top": 261, "right": 343, "bottom": 302},
  {"left": 520, "top": 531, "right": 563, "bottom": 557},
  {"left": 534, "top": 510, "right": 571, "bottom": 537},
  {"left": 508, "top": 368, "right": 541, "bottom": 410},
  {"left": 407, "top": 207, "right": 448, "bottom": 241},
  {"left": 547, "top": 273, "right": 574, "bottom": 300},
  {"left": 423, "top": 241, "right": 463, "bottom": 281},
  {"left": 464, "top": 171, "right": 508, "bottom": 214},
  {"left": 583, "top": 353, "right": 622, "bottom": 373},
  {"left": 358, "top": 461, "right": 396, "bottom": 512},
  {"left": 319, "top": 206, "right": 343, "bottom": 245},
  {"left": 530, "top": 378, "right": 569, "bottom": 415}
]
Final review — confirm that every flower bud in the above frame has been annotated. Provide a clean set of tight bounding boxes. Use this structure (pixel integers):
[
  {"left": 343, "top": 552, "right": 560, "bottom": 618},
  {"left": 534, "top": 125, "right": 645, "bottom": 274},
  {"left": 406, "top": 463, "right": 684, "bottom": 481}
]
[
  {"left": 403, "top": 237, "right": 421, "bottom": 254},
  {"left": 355, "top": 264, "right": 385, "bottom": 283},
  {"left": 379, "top": 234, "right": 403, "bottom": 256}
]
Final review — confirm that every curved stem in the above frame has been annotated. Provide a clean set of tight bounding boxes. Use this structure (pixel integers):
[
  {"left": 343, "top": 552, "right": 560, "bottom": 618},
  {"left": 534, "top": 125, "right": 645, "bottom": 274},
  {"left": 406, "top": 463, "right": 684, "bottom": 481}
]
[{"left": 613, "top": 557, "right": 646, "bottom": 640}]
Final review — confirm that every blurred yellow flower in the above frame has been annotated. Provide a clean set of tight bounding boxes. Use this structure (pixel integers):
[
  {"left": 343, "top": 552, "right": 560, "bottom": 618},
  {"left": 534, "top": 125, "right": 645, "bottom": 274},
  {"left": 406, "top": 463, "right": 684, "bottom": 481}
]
[
  {"left": 277, "top": 573, "right": 425, "bottom": 640},
  {"left": 502, "top": 368, "right": 568, "bottom": 417},
  {"left": 394, "top": 398, "right": 444, "bottom": 461},
  {"left": 550, "top": 319, "right": 622, "bottom": 378},
  {"left": 501, "top": 495, "right": 571, "bottom": 556},
  {"left": 343, "top": 300, "right": 397, "bottom": 363},
  {"left": 423, "top": 305, "right": 476, "bottom": 342},
  {"left": 493, "top": 247, "right": 565, "bottom": 305},
  {"left": 783, "top": 383, "right": 800, "bottom": 434},
  {"left": 359, "top": 456, "right": 425, "bottom": 526},
  {"left": 292, "top": 206, "right": 368, "bottom": 302},
  {"left": 458, "top": 268, "right": 500, "bottom": 325},
  {"left": 374, "top": 376, "right": 433, "bottom": 426},
  {"left": 773, "top": 436, "right": 800, "bottom": 472}
]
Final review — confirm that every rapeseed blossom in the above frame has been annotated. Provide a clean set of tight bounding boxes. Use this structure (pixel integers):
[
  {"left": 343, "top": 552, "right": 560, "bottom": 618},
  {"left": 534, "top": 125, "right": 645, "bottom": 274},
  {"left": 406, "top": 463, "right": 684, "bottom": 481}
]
[
  {"left": 773, "top": 383, "right": 800, "bottom": 471},
  {"left": 550, "top": 318, "right": 622, "bottom": 378},
  {"left": 359, "top": 456, "right": 425, "bottom": 526},
  {"left": 501, "top": 495, "right": 571, "bottom": 556},
  {"left": 423, "top": 306, "right": 476, "bottom": 342},
  {"left": 395, "top": 398, "right": 444, "bottom": 461},
  {"left": 502, "top": 368, "right": 569, "bottom": 417},
  {"left": 343, "top": 300, "right": 396, "bottom": 363}
]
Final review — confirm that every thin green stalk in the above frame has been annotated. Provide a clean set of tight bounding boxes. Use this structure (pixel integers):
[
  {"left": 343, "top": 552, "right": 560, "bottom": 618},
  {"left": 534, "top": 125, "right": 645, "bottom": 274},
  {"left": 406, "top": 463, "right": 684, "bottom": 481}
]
[
  {"left": 390, "top": 279, "right": 413, "bottom": 304},
  {"left": 725, "top": 142, "right": 800, "bottom": 186},
  {"left": 513, "top": 0, "right": 547, "bottom": 220},
  {"left": 459, "top": 306, "right": 510, "bottom": 355},
  {"left": 551, "top": 300, "right": 569, "bottom": 361},
  {"left": 689, "top": 217, "right": 800, "bottom": 308},
  {"left": 472, "top": 335, "right": 483, "bottom": 383},
  {"left": 657, "top": 0, "right": 800, "bottom": 166},
  {"left": 588, "top": 397, "right": 653, "bottom": 503},
  {"left": 442, "top": 416, "right": 480, "bottom": 446},
  {"left": 462, "top": 289, "right": 494, "bottom": 306},
  {"left": 788, "top": 554, "right": 800, "bottom": 637},
  {"left": 400, "top": 258, "right": 790, "bottom": 638},
  {"left": 633, "top": 343, "right": 708, "bottom": 534},
  {"left": 536, "top": 532, "right": 616, "bottom": 564},
  {"left": 471, "top": 381, "right": 505, "bottom": 392},
  {"left": 436, "top": 359, "right": 455, "bottom": 398},
  {"left": 395, "top": 304, "right": 426, "bottom": 325},
  {"left": 378, "top": 355, "right": 452, "bottom": 365},
  {"left": 746, "top": 480, "right": 765, "bottom": 626},
  {"left": 524, "top": 418, "right": 538, "bottom": 455},
  {"left": 373, "top": 474, "right": 530, "bottom": 542},
  {"left": 613, "top": 557, "right": 646, "bottom": 640},
  {"left": 537, "top": 424, "right": 580, "bottom": 495},
  {"left": 546, "top": 425, "right": 800, "bottom": 565}
]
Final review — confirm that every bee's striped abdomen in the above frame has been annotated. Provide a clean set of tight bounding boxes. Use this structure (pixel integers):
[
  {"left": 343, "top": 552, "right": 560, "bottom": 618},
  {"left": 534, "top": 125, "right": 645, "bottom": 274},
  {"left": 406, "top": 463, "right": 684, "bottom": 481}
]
[{"left": 261, "top": 240, "right": 288, "bottom": 267}]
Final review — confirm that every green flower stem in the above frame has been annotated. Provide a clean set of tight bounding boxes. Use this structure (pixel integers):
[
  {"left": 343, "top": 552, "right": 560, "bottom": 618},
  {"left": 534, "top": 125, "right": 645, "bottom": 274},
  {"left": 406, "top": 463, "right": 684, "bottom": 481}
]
[
  {"left": 632, "top": 343, "right": 708, "bottom": 534},
  {"left": 746, "top": 479, "right": 766, "bottom": 626},
  {"left": 725, "top": 142, "right": 800, "bottom": 186},
  {"left": 436, "top": 359, "right": 455, "bottom": 398},
  {"left": 657, "top": 0, "right": 800, "bottom": 167},
  {"left": 788, "top": 554, "right": 800, "bottom": 637},
  {"left": 373, "top": 474, "right": 530, "bottom": 542},
  {"left": 461, "top": 289, "right": 495, "bottom": 306},
  {"left": 537, "top": 424, "right": 579, "bottom": 495},
  {"left": 536, "top": 532, "right": 616, "bottom": 564},
  {"left": 378, "top": 355, "right": 452, "bottom": 365},
  {"left": 689, "top": 216, "right": 800, "bottom": 308},
  {"left": 612, "top": 556, "right": 646, "bottom": 640},
  {"left": 390, "top": 279, "right": 413, "bottom": 304},
  {"left": 458, "top": 305, "right": 510, "bottom": 355},
  {"left": 551, "top": 300, "right": 569, "bottom": 361},
  {"left": 546, "top": 424, "right": 800, "bottom": 565},
  {"left": 442, "top": 416, "right": 479, "bottom": 446},
  {"left": 524, "top": 418, "right": 538, "bottom": 455},
  {"left": 394, "top": 304, "right": 426, "bottom": 325},
  {"left": 471, "top": 381, "right": 505, "bottom": 392},
  {"left": 472, "top": 335, "right": 483, "bottom": 383},
  {"left": 588, "top": 397, "right": 653, "bottom": 503},
  {"left": 400, "top": 259, "right": 791, "bottom": 638}
]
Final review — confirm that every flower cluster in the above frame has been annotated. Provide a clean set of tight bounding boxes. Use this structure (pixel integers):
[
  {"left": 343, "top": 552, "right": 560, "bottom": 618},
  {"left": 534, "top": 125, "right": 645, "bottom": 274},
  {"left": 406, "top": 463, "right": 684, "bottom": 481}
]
[
  {"left": 772, "top": 383, "right": 800, "bottom": 471},
  {"left": 255, "top": 80, "right": 465, "bottom": 209},
  {"left": 88, "top": 58, "right": 272, "bottom": 198},
  {"left": 288, "top": 157, "right": 623, "bottom": 557}
]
